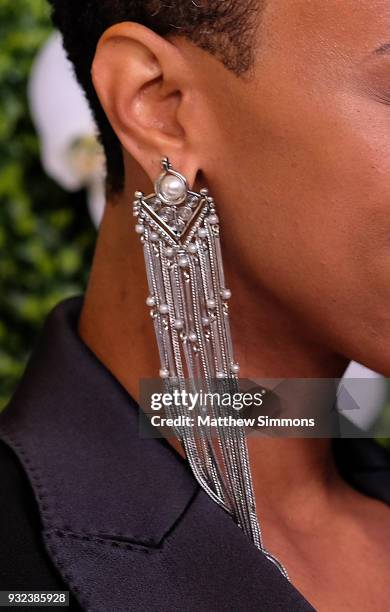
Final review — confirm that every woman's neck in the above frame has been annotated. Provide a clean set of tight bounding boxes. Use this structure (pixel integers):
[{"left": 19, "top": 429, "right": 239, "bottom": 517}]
[{"left": 79, "top": 178, "right": 350, "bottom": 528}]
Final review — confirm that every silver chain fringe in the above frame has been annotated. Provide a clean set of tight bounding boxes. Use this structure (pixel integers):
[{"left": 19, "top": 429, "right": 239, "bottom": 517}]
[{"left": 133, "top": 157, "right": 289, "bottom": 579}]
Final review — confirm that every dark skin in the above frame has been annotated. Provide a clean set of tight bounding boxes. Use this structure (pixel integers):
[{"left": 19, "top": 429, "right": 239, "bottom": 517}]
[{"left": 79, "top": 1, "right": 390, "bottom": 609}]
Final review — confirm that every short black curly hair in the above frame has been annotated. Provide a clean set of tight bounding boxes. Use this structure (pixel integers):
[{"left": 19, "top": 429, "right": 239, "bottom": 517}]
[{"left": 48, "top": 1, "right": 261, "bottom": 193}]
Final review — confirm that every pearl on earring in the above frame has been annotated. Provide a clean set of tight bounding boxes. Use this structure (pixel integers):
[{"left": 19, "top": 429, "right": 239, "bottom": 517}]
[
  {"left": 156, "top": 169, "right": 188, "bottom": 206},
  {"left": 160, "top": 175, "right": 186, "bottom": 202}
]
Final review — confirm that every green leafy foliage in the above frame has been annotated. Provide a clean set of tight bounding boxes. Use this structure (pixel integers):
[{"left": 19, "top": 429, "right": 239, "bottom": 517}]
[{"left": 0, "top": 0, "right": 95, "bottom": 407}]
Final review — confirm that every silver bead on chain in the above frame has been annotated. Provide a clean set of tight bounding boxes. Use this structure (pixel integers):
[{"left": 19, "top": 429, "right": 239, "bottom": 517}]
[{"left": 133, "top": 157, "right": 289, "bottom": 580}]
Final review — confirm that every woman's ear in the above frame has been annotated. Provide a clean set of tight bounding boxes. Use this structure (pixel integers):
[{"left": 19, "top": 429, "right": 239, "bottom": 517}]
[{"left": 91, "top": 22, "right": 198, "bottom": 186}]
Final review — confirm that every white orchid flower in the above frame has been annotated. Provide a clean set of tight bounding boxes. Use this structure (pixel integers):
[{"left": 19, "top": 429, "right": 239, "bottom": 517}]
[
  {"left": 28, "top": 31, "right": 106, "bottom": 226},
  {"left": 340, "top": 361, "right": 386, "bottom": 430}
]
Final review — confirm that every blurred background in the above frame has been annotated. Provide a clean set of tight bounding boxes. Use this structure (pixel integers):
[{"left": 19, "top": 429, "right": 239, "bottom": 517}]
[
  {"left": 0, "top": 0, "right": 101, "bottom": 407},
  {"left": 0, "top": 0, "right": 389, "bottom": 446}
]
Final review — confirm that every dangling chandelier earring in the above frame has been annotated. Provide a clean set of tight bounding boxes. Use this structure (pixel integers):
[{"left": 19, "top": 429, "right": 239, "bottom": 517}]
[{"left": 133, "top": 157, "right": 288, "bottom": 579}]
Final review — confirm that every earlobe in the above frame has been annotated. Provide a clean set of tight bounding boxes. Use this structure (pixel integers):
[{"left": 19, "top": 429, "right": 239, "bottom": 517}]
[{"left": 91, "top": 22, "right": 196, "bottom": 185}]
